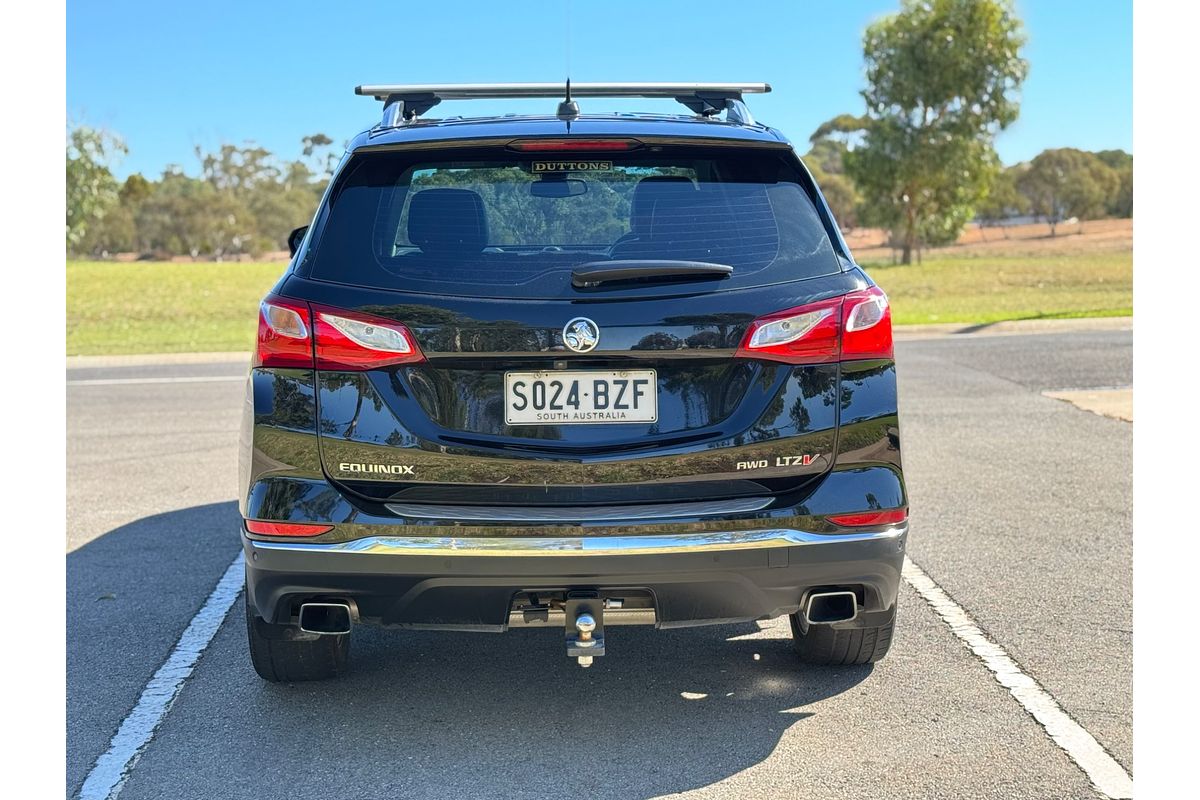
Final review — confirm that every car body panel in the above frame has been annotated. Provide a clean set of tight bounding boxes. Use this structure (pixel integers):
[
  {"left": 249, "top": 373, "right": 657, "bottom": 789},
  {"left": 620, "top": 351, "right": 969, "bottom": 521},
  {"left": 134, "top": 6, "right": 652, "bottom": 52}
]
[
  {"left": 239, "top": 107, "right": 907, "bottom": 637},
  {"left": 243, "top": 526, "right": 906, "bottom": 629}
]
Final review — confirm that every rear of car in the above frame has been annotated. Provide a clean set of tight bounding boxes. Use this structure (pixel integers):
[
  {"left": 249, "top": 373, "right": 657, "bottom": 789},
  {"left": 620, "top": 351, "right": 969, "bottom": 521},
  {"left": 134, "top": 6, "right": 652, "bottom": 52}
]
[{"left": 239, "top": 115, "right": 907, "bottom": 681}]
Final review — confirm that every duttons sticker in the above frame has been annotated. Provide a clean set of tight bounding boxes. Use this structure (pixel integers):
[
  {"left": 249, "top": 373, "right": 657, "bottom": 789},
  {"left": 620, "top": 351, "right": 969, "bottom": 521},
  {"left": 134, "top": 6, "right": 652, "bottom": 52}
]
[{"left": 531, "top": 160, "right": 613, "bottom": 172}]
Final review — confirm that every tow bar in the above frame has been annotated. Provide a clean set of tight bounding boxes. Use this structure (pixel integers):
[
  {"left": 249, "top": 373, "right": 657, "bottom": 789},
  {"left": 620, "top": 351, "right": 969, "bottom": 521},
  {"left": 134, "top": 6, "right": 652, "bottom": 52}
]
[{"left": 564, "top": 592, "right": 605, "bottom": 668}]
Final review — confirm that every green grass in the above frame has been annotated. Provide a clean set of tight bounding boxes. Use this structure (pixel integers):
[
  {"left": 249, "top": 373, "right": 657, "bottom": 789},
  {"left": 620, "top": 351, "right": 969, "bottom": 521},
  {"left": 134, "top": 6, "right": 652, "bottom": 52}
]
[
  {"left": 67, "top": 261, "right": 285, "bottom": 355},
  {"left": 863, "top": 251, "right": 1132, "bottom": 325},
  {"left": 66, "top": 250, "right": 1133, "bottom": 355}
]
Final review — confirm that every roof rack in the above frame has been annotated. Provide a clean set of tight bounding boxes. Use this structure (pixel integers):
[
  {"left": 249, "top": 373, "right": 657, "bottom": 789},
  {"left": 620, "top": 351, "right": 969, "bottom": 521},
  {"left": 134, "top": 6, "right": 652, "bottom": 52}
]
[{"left": 354, "top": 82, "right": 771, "bottom": 128}]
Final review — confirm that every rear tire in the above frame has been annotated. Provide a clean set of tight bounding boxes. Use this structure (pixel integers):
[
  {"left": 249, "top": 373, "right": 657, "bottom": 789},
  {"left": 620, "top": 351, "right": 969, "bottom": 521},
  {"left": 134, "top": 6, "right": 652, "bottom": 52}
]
[
  {"left": 245, "top": 590, "right": 350, "bottom": 682},
  {"left": 789, "top": 608, "right": 895, "bottom": 665}
]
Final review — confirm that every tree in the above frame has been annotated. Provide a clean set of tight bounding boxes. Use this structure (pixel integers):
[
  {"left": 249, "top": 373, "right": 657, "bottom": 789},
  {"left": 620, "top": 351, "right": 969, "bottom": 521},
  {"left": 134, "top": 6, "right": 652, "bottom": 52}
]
[
  {"left": 805, "top": 136, "right": 853, "bottom": 176},
  {"left": 808, "top": 165, "right": 861, "bottom": 230},
  {"left": 120, "top": 173, "right": 153, "bottom": 204},
  {"left": 301, "top": 132, "right": 339, "bottom": 180},
  {"left": 87, "top": 174, "right": 153, "bottom": 254},
  {"left": 803, "top": 138, "right": 861, "bottom": 229},
  {"left": 66, "top": 126, "right": 127, "bottom": 252},
  {"left": 196, "top": 141, "right": 328, "bottom": 254},
  {"left": 1016, "top": 148, "right": 1120, "bottom": 235},
  {"left": 246, "top": 160, "right": 326, "bottom": 253},
  {"left": 1094, "top": 149, "right": 1132, "bottom": 171},
  {"left": 1094, "top": 150, "right": 1133, "bottom": 218},
  {"left": 80, "top": 203, "right": 136, "bottom": 255},
  {"left": 135, "top": 169, "right": 250, "bottom": 258},
  {"left": 815, "top": 0, "right": 1028, "bottom": 263},
  {"left": 68, "top": 130, "right": 334, "bottom": 258},
  {"left": 1110, "top": 163, "right": 1133, "bottom": 218},
  {"left": 975, "top": 164, "right": 1030, "bottom": 233}
]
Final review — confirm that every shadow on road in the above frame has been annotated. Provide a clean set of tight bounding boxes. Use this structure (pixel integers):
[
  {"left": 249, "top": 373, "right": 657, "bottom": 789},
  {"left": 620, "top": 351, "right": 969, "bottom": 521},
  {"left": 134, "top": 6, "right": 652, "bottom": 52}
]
[
  {"left": 69, "top": 502, "right": 873, "bottom": 799},
  {"left": 66, "top": 501, "right": 243, "bottom": 795},
  {"left": 220, "top": 617, "right": 874, "bottom": 799},
  {"left": 230, "top": 594, "right": 872, "bottom": 797}
]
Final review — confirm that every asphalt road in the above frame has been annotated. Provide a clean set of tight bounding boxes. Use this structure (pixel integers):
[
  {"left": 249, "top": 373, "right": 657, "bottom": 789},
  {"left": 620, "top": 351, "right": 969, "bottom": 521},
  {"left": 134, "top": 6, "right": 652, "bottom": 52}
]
[{"left": 66, "top": 326, "right": 1132, "bottom": 800}]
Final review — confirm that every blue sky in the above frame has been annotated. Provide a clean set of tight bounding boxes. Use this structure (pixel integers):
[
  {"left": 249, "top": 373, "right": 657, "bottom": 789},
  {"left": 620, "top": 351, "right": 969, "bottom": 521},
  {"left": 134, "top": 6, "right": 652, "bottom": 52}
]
[{"left": 66, "top": 0, "right": 1131, "bottom": 180}]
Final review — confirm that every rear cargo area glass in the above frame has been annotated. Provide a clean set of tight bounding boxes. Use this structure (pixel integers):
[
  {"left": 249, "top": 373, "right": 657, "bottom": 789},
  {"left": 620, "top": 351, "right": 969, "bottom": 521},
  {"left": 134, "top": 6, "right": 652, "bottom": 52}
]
[{"left": 307, "top": 145, "right": 841, "bottom": 297}]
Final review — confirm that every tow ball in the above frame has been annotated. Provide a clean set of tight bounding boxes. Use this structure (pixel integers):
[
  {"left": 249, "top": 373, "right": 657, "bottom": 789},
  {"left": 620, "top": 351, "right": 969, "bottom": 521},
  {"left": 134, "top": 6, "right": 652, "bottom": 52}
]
[{"left": 564, "top": 593, "right": 605, "bottom": 668}]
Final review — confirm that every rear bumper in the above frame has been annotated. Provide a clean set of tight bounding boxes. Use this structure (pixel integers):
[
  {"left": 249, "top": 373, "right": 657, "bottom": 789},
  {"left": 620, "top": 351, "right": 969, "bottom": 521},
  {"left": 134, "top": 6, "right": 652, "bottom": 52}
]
[{"left": 243, "top": 524, "right": 907, "bottom": 630}]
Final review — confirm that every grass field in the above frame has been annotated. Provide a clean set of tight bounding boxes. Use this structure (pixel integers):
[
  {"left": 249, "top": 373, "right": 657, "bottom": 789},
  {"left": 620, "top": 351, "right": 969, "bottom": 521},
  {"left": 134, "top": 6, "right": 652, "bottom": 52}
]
[
  {"left": 67, "top": 260, "right": 285, "bottom": 355},
  {"left": 864, "top": 250, "right": 1132, "bottom": 325},
  {"left": 66, "top": 222, "right": 1132, "bottom": 355}
]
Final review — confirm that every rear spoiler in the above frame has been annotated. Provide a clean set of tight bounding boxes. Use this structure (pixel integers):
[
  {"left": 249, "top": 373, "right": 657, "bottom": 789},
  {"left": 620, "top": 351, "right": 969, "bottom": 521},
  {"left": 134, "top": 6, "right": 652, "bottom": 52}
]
[{"left": 354, "top": 82, "right": 771, "bottom": 128}]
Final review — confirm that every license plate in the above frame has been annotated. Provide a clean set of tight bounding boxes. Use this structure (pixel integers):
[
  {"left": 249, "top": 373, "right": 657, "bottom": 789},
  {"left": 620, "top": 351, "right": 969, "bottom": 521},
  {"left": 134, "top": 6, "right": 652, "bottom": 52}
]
[{"left": 504, "top": 370, "right": 658, "bottom": 425}]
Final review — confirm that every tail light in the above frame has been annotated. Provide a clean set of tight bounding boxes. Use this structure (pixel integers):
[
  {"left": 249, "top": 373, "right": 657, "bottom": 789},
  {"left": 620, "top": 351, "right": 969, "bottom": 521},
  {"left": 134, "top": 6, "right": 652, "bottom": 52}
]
[
  {"left": 841, "top": 287, "right": 893, "bottom": 360},
  {"left": 311, "top": 304, "right": 424, "bottom": 370},
  {"left": 737, "top": 296, "right": 842, "bottom": 364},
  {"left": 825, "top": 508, "right": 908, "bottom": 527},
  {"left": 736, "top": 286, "right": 893, "bottom": 364},
  {"left": 254, "top": 294, "right": 425, "bottom": 370},
  {"left": 255, "top": 297, "right": 313, "bottom": 368},
  {"left": 244, "top": 519, "right": 333, "bottom": 537}
]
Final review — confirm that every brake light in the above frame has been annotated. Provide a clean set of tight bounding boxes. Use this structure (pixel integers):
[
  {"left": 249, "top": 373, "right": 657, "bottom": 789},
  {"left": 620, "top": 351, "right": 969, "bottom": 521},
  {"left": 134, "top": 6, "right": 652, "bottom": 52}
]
[
  {"left": 825, "top": 508, "right": 908, "bottom": 527},
  {"left": 736, "top": 286, "right": 893, "bottom": 364},
  {"left": 254, "top": 294, "right": 425, "bottom": 370},
  {"left": 311, "top": 303, "right": 425, "bottom": 370},
  {"left": 255, "top": 296, "right": 312, "bottom": 368},
  {"left": 506, "top": 138, "right": 642, "bottom": 152},
  {"left": 244, "top": 519, "right": 333, "bottom": 537}
]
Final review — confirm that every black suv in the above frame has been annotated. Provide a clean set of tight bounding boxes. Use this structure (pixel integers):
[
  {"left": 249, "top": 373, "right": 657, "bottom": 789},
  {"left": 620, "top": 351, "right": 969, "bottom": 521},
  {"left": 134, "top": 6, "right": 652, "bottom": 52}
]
[{"left": 239, "top": 83, "right": 907, "bottom": 681}]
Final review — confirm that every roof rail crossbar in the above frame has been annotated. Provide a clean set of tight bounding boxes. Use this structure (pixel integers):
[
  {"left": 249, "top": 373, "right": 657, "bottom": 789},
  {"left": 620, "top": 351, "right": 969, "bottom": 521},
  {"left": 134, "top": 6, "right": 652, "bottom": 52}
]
[{"left": 354, "top": 82, "right": 771, "bottom": 128}]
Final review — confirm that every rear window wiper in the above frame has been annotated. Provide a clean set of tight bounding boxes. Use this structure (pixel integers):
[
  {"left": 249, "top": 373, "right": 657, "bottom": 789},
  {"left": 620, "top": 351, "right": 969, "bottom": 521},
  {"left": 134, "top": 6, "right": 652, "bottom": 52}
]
[{"left": 571, "top": 260, "right": 734, "bottom": 288}]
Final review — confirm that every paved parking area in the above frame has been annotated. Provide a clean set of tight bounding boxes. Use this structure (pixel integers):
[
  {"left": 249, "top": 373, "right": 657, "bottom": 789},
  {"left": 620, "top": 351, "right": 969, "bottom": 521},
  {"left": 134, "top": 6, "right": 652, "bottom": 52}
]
[{"left": 66, "top": 326, "right": 1132, "bottom": 799}]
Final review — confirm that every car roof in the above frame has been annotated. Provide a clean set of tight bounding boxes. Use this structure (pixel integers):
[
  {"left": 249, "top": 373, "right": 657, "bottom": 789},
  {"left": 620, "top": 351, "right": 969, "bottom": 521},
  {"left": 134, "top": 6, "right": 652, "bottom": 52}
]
[{"left": 348, "top": 113, "right": 792, "bottom": 151}]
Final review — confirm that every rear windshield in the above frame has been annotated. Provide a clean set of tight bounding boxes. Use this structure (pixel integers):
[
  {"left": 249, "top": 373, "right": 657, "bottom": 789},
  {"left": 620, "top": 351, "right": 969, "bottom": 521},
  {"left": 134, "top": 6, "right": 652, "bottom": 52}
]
[{"left": 306, "top": 144, "right": 841, "bottom": 298}]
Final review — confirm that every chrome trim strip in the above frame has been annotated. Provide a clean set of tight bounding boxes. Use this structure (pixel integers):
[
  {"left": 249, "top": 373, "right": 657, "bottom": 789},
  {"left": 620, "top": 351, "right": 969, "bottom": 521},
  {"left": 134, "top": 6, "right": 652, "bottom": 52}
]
[
  {"left": 248, "top": 526, "right": 906, "bottom": 557},
  {"left": 383, "top": 497, "right": 772, "bottom": 522}
]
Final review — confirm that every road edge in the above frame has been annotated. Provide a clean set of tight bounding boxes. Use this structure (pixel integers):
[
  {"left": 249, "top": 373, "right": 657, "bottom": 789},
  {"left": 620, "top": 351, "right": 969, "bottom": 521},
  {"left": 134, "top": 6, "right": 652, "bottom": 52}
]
[{"left": 894, "top": 315, "right": 1131, "bottom": 340}]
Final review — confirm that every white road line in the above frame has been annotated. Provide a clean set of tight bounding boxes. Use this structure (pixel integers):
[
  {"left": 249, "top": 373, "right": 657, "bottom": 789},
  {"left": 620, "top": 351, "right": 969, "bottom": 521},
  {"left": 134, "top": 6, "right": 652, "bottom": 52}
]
[
  {"left": 77, "top": 553, "right": 245, "bottom": 800},
  {"left": 67, "top": 376, "right": 244, "bottom": 386},
  {"left": 902, "top": 556, "right": 1133, "bottom": 799}
]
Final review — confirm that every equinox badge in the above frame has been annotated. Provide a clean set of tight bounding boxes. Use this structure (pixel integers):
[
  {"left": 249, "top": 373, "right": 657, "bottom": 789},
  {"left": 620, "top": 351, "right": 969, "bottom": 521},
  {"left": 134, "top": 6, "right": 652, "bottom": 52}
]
[{"left": 338, "top": 463, "right": 414, "bottom": 475}]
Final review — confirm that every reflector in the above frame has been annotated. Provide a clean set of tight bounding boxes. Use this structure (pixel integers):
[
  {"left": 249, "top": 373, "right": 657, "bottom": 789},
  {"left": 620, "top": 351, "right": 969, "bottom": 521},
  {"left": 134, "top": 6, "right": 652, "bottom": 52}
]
[
  {"left": 826, "top": 508, "right": 908, "bottom": 527},
  {"left": 244, "top": 520, "right": 333, "bottom": 537}
]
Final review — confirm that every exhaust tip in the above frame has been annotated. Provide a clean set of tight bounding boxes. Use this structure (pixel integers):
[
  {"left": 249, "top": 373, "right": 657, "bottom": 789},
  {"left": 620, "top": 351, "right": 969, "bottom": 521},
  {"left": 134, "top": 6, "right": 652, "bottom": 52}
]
[
  {"left": 804, "top": 591, "right": 858, "bottom": 625},
  {"left": 298, "top": 602, "right": 353, "bottom": 635}
]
